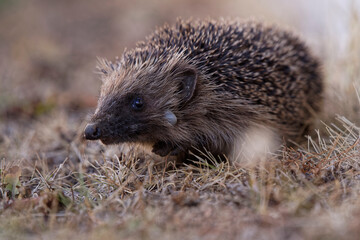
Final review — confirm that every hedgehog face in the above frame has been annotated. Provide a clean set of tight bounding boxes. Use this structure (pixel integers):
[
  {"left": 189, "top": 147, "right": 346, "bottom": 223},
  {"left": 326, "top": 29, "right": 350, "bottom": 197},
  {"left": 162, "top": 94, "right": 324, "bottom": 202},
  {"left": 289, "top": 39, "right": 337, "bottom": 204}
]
[
  {"left": 84, "top": 59, "right": 198, "bottom": 146},
  {"left": 85, "top": 91, "right": 155, "bottom": 145}
]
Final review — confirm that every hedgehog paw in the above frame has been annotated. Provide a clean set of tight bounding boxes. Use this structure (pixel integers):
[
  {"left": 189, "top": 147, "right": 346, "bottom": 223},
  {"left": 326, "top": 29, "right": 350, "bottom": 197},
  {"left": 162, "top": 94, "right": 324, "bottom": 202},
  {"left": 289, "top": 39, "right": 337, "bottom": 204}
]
[
  {"left": 169, "top": 147, "right": 183, "bottom": 156},
  {"left": 152, "top": 141, "right": 173, "bottom": 157}
]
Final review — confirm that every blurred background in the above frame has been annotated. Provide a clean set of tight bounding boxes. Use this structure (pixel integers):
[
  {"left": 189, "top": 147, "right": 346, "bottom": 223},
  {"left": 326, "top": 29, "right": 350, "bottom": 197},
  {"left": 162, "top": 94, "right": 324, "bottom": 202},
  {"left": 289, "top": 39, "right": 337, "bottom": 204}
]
[{"left": 0, "top": 0, "right": 359, "bottom": 123}]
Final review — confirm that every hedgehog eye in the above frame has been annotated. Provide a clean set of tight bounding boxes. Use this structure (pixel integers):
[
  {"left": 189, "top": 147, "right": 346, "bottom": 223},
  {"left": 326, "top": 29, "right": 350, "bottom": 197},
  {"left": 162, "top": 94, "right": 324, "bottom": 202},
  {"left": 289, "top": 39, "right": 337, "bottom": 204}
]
[{"left": 131, "top": 96, "right": 144, "bottom": 110}]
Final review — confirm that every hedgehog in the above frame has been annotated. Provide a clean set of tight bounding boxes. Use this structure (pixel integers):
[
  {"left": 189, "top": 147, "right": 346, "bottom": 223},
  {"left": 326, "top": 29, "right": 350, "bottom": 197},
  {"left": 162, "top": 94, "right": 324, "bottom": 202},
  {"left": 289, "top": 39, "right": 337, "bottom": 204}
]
[{"left": 84, "top": 19, "right": 322, "bottom": 161}]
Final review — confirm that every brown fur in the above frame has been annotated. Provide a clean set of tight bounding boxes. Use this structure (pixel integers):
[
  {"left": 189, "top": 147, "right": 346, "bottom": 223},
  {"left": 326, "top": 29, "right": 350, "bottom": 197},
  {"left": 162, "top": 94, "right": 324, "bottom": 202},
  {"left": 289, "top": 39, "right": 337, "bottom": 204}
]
[{"left": 85, "top": 19, "right": 323, "bottom": 160}]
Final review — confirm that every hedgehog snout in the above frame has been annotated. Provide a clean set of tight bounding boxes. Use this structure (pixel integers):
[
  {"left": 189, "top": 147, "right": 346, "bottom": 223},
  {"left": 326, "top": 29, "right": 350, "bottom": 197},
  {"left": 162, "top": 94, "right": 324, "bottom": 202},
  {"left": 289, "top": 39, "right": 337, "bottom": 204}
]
[{"left": 84, "top": 123, "right": 102, "bottom": 140}]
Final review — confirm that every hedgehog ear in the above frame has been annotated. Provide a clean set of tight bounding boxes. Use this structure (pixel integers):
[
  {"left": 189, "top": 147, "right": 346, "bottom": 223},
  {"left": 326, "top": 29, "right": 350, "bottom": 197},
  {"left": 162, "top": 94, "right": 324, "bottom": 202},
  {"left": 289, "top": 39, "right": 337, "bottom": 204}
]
[{"left": 177, "top": 68, "right": 197, "bottom": 106}]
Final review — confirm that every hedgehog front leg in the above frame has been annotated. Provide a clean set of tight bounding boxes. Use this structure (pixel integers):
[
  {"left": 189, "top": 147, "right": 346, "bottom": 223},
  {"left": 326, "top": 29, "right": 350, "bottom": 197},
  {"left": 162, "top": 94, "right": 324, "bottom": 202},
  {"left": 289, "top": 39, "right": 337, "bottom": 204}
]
[{"left": 152, "top": 141, "right": 181, "bottom": 157}]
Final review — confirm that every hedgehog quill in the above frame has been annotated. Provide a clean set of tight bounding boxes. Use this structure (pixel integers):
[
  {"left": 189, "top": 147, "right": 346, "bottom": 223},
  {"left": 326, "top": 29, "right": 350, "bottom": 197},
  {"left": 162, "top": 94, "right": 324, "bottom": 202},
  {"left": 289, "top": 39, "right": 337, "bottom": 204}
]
[{"left": 84, "top": 19, "right": 323, "bottom": 160}]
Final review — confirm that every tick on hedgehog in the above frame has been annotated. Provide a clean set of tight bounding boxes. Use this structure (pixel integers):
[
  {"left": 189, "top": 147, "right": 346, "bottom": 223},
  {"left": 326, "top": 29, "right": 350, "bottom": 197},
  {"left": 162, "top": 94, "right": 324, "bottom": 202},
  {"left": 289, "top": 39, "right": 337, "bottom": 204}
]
[{"left": 84, "top": 19, "right": 323, "bottom": 160}]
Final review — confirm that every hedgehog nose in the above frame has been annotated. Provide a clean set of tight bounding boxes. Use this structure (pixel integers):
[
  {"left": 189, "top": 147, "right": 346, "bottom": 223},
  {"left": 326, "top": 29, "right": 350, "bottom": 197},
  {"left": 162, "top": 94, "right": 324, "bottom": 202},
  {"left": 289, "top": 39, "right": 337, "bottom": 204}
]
[{"left": 84, "top": 123, "right": 101, "bottom": 140}]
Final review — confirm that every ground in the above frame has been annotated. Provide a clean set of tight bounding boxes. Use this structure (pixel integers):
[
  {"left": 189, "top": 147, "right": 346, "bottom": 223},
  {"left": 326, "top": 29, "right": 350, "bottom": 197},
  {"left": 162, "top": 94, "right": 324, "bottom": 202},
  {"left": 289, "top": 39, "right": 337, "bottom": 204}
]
[{"left": 0, "top": 1, "right": 360, "bottom": 240}]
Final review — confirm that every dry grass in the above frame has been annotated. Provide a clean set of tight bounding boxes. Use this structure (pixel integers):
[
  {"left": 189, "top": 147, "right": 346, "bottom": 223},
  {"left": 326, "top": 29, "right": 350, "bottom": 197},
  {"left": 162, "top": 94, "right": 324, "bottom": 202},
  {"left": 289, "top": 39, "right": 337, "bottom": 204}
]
[
  {"left": 1, "top": 111, "right": 360, "bottom": 240},
  {"left": 0, "top": 1, "right": 360, "bottom": 240}
]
